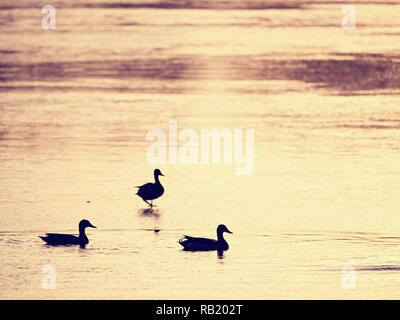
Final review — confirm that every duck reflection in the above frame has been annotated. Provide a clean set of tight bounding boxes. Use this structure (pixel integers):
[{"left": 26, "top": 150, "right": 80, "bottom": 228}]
[{"left": 138, "top": 207, "right": 161, "bottom": 219}]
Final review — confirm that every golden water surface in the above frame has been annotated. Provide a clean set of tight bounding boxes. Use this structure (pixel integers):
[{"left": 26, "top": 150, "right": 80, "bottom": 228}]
[{"left": 1, "top": 0, "right": 400, "bottom": 299}]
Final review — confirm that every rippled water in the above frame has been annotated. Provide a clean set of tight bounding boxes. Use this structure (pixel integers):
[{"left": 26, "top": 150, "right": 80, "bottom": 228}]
[{"left": 1, "top": 0, "right": 400, "bottom": 299}]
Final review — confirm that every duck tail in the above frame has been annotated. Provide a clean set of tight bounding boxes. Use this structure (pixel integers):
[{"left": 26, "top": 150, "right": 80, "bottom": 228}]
[
  {"left": 179, "top": 236, "right": 190, "bottom": 247},
  {"left": 134, "top": 186, "right": 142, "bottom": 195},
  {"left": 178, "top": 237, "right": 186, "bottom": 247}
]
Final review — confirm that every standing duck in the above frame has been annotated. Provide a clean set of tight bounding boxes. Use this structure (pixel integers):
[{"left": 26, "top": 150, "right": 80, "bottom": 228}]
[
  {"left": 136, "top": 169, "right": 164, "bottom": 207},
  {"left": 179, "top": 224, "right": 233, "bottom": 252},
  {"left": 39, "top": 219, "right": 96, "bottom": 248}
]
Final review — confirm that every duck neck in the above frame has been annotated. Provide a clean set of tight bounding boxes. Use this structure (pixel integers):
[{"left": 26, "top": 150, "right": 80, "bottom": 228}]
[
  {"left": 154, "top": 173, "right": 161, "bottom": 184},
  {"left": 79, "top": 226, "right": 87, "bottom": 238},
  {"left": 217, "top": 231, "right": 225, "bottom": 242}
]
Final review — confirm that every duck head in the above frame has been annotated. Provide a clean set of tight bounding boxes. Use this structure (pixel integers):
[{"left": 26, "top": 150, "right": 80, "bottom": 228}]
[
  {"left": 79, "top": 219, "right": 96, "bottom": 231},
  {"left": 154, "top": 169, "right": 164, "bottom": 177},
  {"left": 217, "top": 224, "right": 233, "bottom": 235}
]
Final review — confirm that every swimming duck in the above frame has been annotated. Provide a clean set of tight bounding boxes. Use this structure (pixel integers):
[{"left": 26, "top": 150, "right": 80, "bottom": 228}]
[
  {"left": 39, "top": 219, "right": 96, "bottom": 247},
  {"left": 179, "top": 224, "right": 233, "bottom": 251},
  {"left": 136, "top": 169, "right": 165, "bottom": 207}
]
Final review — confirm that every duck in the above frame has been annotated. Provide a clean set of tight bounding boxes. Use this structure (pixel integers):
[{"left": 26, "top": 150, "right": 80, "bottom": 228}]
[
  {"left": 39, "top": 219, "right": 96, "bottom": 247},
  {"left": 179, "top": 224, "right": 233, "bottom": 252},
  {"left": 136, "top": 169, "right": 165, "bottom": 207}
]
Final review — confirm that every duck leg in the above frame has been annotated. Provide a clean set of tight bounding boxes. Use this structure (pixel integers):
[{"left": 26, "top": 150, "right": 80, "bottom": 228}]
[
  {"left": 150, "top": 200, "right": 157, "bottom": 208},
  {"left": 142, "top": 199, "right": 153, "bottom": 207}
]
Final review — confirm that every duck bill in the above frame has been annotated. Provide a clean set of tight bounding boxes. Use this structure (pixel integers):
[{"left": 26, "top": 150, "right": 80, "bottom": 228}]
[
  {"left": 89, "top": 224, "right": 97, "bottom": 229},
  {"left": 226, "top": 229, "right": 233, "bottom": 234}
]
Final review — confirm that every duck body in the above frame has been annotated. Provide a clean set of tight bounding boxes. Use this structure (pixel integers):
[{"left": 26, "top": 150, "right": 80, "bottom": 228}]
[
  {"left": 179, "top": 236, "right": 229, "bottom": 251},
  {"left": 136, "top": 169, "right": 164, "bottom": 207},
  {"left": 39, "top": 219, "right": 96, "bottom": 247},
  {"left": 39, "top": 233, "right": 88, "bottom": 246},
  {"left": 136, "top": 182, "right": 164, "bottom": 201},
  {"left": 179, "top": 224, "right": 233, "bottom": 252}
]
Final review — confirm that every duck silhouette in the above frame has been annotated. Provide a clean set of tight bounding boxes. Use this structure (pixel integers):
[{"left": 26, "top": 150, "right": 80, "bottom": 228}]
[
  {"left": 39, "top": 219, "right": 96, "bottom": 248},
  {"left": 179, "top": 224, "right": 233, "bottom": 252},
  {"left": 136, "top": 169, "right": 164, "bottom": 207}
]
